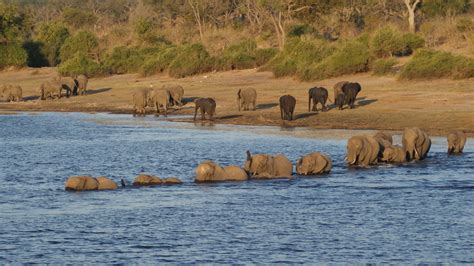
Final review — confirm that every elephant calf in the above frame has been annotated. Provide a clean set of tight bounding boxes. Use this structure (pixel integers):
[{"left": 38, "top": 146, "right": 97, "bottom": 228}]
[
  {"left": 402, "top": 127, "right": 431, "bottom": 161},
  {"left": 346, "top": 135, "right": 380, "bottom": 166},
  {"left": 244, "top": 150, "right": 293, "bottom": 179},
  {"left": 133, "top": 174, "right": 182, "bottom": 186},
  {"left": 164, "top": 84, "right": 184, "bottom": 107},
  {"left": 381, "top": 145, "right": 406, "bottom": 163},
  {"left": 296, "top": 152, "right": 332, "bottom": 175},
  {"left": 132, "top": 89, "right": 149, "bottom": 116},
  {"left": 194, "top": 97, "right": 216, "bottom": 121},
  {"left": 279, "top": 95, "right": 296, "bottom": 121},
  {"left": 447, "top": 131, "right": 467, "bottom": 154},
  {"left": 237, "top": 88, "right": 257, "bottom": 111},
  {"left": 148, "top": 88, "right": 170, "bottom": 116},
  {"left": 195, "top": 161, "right": 248, "bottom": 182},
  {"left": 308, "top": 87, "right": 328, "bottom": 112},
  {"left": 2, "top": 85, "right": 22, "bottom": 102},
  {"left": 65, "top": 176, "right": 118, "bottom": 191}
]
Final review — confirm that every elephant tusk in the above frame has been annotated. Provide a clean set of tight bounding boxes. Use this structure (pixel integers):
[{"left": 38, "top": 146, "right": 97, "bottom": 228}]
[{"left": 414, "top": 148, "right": 420, "bottom": 159}]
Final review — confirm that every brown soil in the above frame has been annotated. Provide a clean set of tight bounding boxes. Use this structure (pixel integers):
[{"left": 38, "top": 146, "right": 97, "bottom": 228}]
[{"left": 1, "top": 67, "right": 473, "bottom": 136}]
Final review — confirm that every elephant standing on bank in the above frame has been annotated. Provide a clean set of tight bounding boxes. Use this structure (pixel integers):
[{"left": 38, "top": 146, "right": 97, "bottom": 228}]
[
  {"left": 194, "top": 98, "right": 216, "bottom": 121},
  {"left": 296, "top": 152, "right": 332, "bottom": 175},
  {"left": 447, "top": 131, "right": 467, "bottom": 154},
  {"left": 40, "top": 81, "right": 63, "bottom": 100},
  {"left": 402, "top": 127, "right": 431, "bottom": 161},
  {"left": 341, "top": 82, "right": 362, "bottom": 109},
  {"left": 164, "top": 85, "right": 184, "bottom": 107},
  {"left": 75, "top": 74, "right": 88, "bottom": 95},
  {"left": 132, "top": 88, "right": 149, "bottom": 116},
  {"left": 244, "top": 151, "right": 293, "bottom": 179},
  {"left": 148, "top": 88, "right": 170, "bottom": 116},
  {"left": 279, "top": 95, "right": 296, "bottom": 121},
  {"left": 2, "top": 85, "right": 22, "bottom": 102},
  {"left": 56, "top": 76, "right": 77, "bottom": 97},
  {"left": 195, "top": 161, "right": 249, "bottom": 182},
  {"left": 237, "top": 88, "right": 257, "bottom": 111},
  {"left": 308, "top": 87, "right": 328, "bottom": 112},
  {"left": 333, "top": 81, "right": 348, "bottom": 104},
  {"left": 346, "top": 135, "right": 380, "bottom": 166}
]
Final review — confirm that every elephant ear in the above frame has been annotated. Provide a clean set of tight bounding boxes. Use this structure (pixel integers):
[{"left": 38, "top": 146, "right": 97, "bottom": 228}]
[{"left": 312, "top": 155, "right": 326, "bottom": 174}]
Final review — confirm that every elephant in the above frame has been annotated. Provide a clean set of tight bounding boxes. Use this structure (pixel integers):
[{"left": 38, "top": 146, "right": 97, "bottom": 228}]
[
  {"left": 132, "top": 88, "right": 149, "bottom": 116},
  {"left": 296, "top": 152, "right": 332, "bottom": 175},
  {"left": 194, "top": 97, "right": 216, "bottom": 121},
  {"left": 447, "top": 131, "right": 467, "bottom": 154},
  {"left": 162, "top": 177, "right": 183, "bottom": 185},
  {"left": 2, "top": 85, "right": 22, "bottom": 102},
  {"left": 381, "top": 145, "right": 406, "bottom": 163},
  {"left": 57, "top": 76, "right": 77, "bottom": 97},
  {"left": 374, "top": 131, "right": 393, "bottom": 145},
  {"left": 243, "top": 150, "right": 293, "bottom": 179},
  {"left": 335, "top": 93, "right": 345, "bottom": 110},
  {"left": 65, "top": 176, "right": 118, "bottom": 191},
  {"left": 341, "top": 82, "right": 362, "bottom": 109},
  {"left": 333, "top": 81, "right": 348, "bottom": 103},
  {"left": 148, "top": 88, "right": 170, "bottom": 116},
  {"left": 279, "top": 95, "right": 296, "bottom": 121},
  {"left": 237, "top": 88, "right": 257, "bottom": 111},
  {"left": 346, "top": 135, "right": 380, "bottom": 166},
  {"left": 40, "top": 81, "right": 63, "bottom": 100},
  {"left": 75, "top": 74, "right": 88, "bottom": 95},
  {"left": 402, "top": 127, "right": 431, "bottom": 161},
  {"left": 133, "top": 174, "right": 182, "bottom": 186},
  {"left": 195, "top": 161, "right": 249, "bottom": 182},
  {"left": 373, "top": 131, "right": 394, "bottom": 161},
  {"left": 164, "top": 84, "right": 184, "bottom": 107},
  {"left": 308, "top": 87, "right": 328, "bottom": 112}
]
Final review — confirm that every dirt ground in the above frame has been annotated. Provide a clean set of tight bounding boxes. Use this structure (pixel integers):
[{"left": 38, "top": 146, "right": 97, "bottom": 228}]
[{"left": 0, "top": 67, "right": 473, "bottom": 136}]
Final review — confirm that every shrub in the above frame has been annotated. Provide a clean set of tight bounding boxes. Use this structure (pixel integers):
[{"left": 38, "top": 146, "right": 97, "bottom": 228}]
[
  {"left": 372, "top": 58, "right": 398, "bottom": 76},
  {"left": 36, "top": 22, "right": 70, "bottom": 66},
  {"left": 58, "top": 52, "right": 102, "bottom": 77},
  {"left": 422, "top": 0, "right": 470, "bottom": 17},
  {"left": 23, "top": 41, "right": 49, "bottom": 67},
  {"left": 402, "top": 33, "right": 425, "bottom": 51},
  {"left": 0, "top": 42, "right": 28, "bottom": 68},
  {"left": 217, "top": 39, "right": 258, "bottom": 70},
  {"left": 140, "top": 46, "right": 178, "bottom": 76},
  {"left": 299, "top": 41, "right": 370, "bottom": 81},
  {"left": 62, "top": 8, "right": 97, "bottom": 29},
  {"left": 60, "top": 31, "right": 99, "bottom": 62},
  {"left": 370, "top": 26, "right": 405, "bottom": 58},
  {"left": 103, "top": 46, "right": 143, "bottom": 74},
  {"left": 168, "top": 43, "right": 212, "bottom": 78},
  {"left": 255, "top": 48, "right": 277, "bottom": 66},
  {"left": 288, "top": 24, "right": 316, "bottom": 37},
  {"left": 399, "top": 49, "right": 474, "bottom": 80}
]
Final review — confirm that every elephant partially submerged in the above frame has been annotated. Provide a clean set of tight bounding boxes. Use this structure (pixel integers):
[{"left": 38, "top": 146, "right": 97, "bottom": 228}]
[
  {"left": 75, "top": 74, "right": 88, "bottom": 95},
  {"left": 237, "top": 88, "right": 257, "bottom": 111},
  {"left": 164, "top": 85, "right": 184, "bottom": 107},
  {"left": 374, "top": 131, "right": 393, "bottom": 145},
  {"left": 296, "top": 152, "right": 332, "bottom": 175},
  {"left": 402, "top": 127, "right": 431, "bottom": 161},
  {"left": 279, "top": 95, "right": 296, "bottom": 121},
  {"left": 346, "top": 135, "right": 380, "bottom": 166},
  {"left": 195, "top": 161, "right": 248, "bottom": 182},
  {"left": 132, "top": 89, "right": 149, "bottom": 116},
  {"left": 308, "top": 87, "right": 328, "bottom": 112},
  {"left": 133, "top": 174, "right": 182, "bottom": 186},
  {"left": 65, "top": 176, "right": 118, "bottom": 191},
  {"left": 194, "top": 97, "right": 216, "bottom": 121},
  {"left": 1, "top": 85, "right": 22, "bottom": 102},
  {"left": 381, "top": 145, "right": 406, "bottom": 163},
  {"left": 447, "top": 131, "right": 467, "bottom": 154},
  {"left": 244, "top": 151, "right": 293, "bottom": 179},
  {"left": 148, "top": 88, "right": 170, "bottom": 116}
]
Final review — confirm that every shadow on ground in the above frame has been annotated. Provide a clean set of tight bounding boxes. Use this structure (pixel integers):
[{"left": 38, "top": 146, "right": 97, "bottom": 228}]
[
  {"left": 256, "top": 103, "right": 278, "bottom": 110},
  {"left": 86, "top": 88, "right": 112, "bottom": 95}
]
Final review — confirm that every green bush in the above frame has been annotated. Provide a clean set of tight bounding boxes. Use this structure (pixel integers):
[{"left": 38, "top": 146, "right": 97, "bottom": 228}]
[
  {"left": 370, "top": 26, "right": 405, "bottom": 58},
  {"left": 0, "top": 42, "right": 28, "bottom": 68},
  {"left": 168, "top": 43, "right": 212, "bottom": 78},
  {"left": 401, "top": 33, "right": 425, "bottom": 51},
  {"left": 422, "top": 0, "right": 470, "bottom": 17},
  {"left": 298, "top": 41, "right": 370, "bottom": 81},
  {"left": 103, "top": 46, "right": 143, "bottom": 74},
  {"left": 140, "top": 46, "right": 178, "bottom": 76},
  {"left": 217, "top": 39, "right": 258, "bottom": 70},
  {"left": 58, "top": 52, "right": 103, "bottom": 77},
  {"left": 255, "top": 48, "right": 277, "bottom": 66},
  {"left": 60, "top": 31, "right": 99, "bottom": 62},
  {"left": 36, "top": 22, "right": 70, "bottom": 66},
  {"left": 288, "top": 24, "right": 316, "bottom": 37},
  {"left": 62, "top": 8, "right": 97, "bottom": 29},
  {"left": 372, "top": 58, "right": 398, "bottom": 76},
  {"left": 399, "top": 49, "right": 474, "bottom": 79}
]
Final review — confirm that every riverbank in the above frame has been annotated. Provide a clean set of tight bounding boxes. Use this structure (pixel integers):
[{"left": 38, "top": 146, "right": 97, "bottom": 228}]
[{"left": 1, "top": 67, "right": 473, "bottom": 136}]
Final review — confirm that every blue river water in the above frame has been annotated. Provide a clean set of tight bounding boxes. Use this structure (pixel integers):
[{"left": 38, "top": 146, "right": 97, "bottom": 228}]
[{"left": 0, "top": 112, "right": 473, "bottom": 264}]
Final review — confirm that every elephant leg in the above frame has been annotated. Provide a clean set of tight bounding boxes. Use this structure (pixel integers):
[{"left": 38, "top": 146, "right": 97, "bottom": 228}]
[
  {"left": 280, "top": 108, "right": 284, "bottom": 120},
  {"left": 194, "top": 106, "right": 198, "bottom": 121},
  {"left": 155, "top": 103, "right": 160, "bottom": 116},
  {"left": 164, "top": 104, "right": 167, "bottom": 117},
  {"left": 201, "top": 109, "right": 205, "bottom": 120}
]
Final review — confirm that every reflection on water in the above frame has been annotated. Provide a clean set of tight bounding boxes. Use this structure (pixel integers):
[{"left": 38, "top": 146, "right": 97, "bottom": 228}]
[{"left": 0, "top": 112, "right": 473, "bottom": 263}]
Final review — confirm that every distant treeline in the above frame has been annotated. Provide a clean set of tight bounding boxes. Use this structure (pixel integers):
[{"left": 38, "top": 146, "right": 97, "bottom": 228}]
[{"left": 0, "top": 0, "right": 473, "bottom": 80}]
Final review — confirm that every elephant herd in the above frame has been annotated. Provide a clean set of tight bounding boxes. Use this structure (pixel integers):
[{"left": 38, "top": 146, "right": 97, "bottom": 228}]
[
  {"left": 65, "top": 128, "right": 467, "bottom": 191},
  {"left": 131, "top": 80, "right": 361, "bottom": 122},
  {"left": 0, "top": 74, "right": 88, "bottom": 102}
]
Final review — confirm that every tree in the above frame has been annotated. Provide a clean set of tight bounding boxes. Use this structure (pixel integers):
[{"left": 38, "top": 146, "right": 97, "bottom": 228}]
[
  {"left": 404, "top": 0, "right": 421, "bottom": 33},
  {"left": 36, "top": 22, "right": 70, "bottom": 66}
]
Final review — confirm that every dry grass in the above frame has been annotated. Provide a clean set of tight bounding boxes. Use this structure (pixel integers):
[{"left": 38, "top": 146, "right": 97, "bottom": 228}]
[{"left": 0, "top": 67, "right": 473, "bottom": 136}]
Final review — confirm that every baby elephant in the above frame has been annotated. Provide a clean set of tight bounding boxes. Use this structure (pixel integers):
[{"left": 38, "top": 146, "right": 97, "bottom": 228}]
[
  {"left": 308, "top": 87, "right": 328, "bottom": 112},
  {"left": 2, "top": 85, "right": 22, "bottom": 102},
  {"left": 381, "top": 145, "right": 406, "bottom": 164},
  {"left": 237, "top": 88, "right": 257, "bottom": 111},
  {"left": 195, "top": 161, "right": 248, "bottom": 182},
  {"left": 148, "top": 88, "right": 170, "bottom": 116},
  {"left": 194, "top": 97, "right": 216, "bottom": 121},
  {"left": 133, "top": 174, "right": 182, "bottom": 186},
  {"left": 296, "top": 152, "right": 332, "bottom": 175},
  {"left": 244, "top": 150, "right": 293, "bottom": 179},
  {"left": 279, "top": 95, "right": 296, "bottom": 121},
  {"left": 65, "top": 176, "right": 118, "bottom": 191},
  {"left": 447, "top": 131, "right": 467, "bottom": 154}
]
